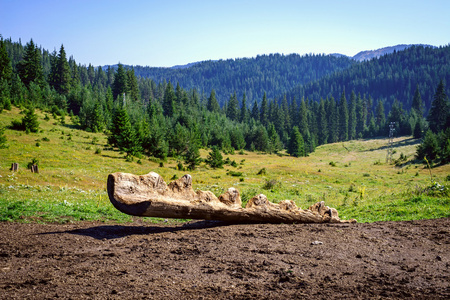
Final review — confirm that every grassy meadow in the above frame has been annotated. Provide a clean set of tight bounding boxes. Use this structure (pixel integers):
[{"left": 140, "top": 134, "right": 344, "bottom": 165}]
[{"left": 1, "top": 107, "right": 449, "bottom": 223}]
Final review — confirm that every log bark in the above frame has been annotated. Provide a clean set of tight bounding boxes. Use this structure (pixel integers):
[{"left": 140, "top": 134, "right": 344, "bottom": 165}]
[{"left": 107, "top": 171, "right": 356, "bottom": 224}]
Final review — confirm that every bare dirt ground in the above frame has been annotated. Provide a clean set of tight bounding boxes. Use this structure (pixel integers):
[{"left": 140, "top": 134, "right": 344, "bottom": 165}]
[{"left": 0, "top": 218, "right": 449, "bottom": 299}]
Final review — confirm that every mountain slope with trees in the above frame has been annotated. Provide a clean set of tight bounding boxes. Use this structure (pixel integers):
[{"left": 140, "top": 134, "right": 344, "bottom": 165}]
[
  {"left": 111, "top": 53, "right": 356, "bottom": 105},
  {"left": 286, "top": 45, "right": 450, "bottom": 115},
  {"left": 0, "top": 36, "right": 449, "bottom": 166}
]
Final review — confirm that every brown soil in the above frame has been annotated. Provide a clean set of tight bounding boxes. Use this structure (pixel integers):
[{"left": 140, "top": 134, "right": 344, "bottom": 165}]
[{"left": 1, "top": 218, "right": 449, "bottom": 299}]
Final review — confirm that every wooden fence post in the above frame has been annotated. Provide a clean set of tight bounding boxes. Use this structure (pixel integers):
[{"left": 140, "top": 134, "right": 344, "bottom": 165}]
[
  {"left": 10, "top": 163, "right": 19, "bottom": 172},
  {"left": 31, "top": 164, "right": 39, "bottom": 173}
]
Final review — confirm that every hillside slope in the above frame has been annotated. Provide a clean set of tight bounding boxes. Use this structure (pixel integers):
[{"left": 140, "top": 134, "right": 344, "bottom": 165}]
[
  {"left": 287, "top": 45, "right": 450, "bottom": 113},
  {"left": 108, "top": 53, "right": 355, "bottom": 105}
]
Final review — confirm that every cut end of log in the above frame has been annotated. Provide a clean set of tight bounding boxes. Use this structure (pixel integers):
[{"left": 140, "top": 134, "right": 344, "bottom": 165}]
[{"left": 107, "top": 171, "right": 357, "bottom": 224}]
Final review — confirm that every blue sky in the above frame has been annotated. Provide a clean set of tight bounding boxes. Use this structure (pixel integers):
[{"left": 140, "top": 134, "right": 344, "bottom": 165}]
[{"left": 1, "top": 0, "right": 449, "bottom": 67}]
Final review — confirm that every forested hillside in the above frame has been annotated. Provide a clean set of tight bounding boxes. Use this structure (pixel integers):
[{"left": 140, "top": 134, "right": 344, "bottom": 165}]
[
  {"left": 117, "top": 53, "right": 356, "bottom": 105},
  {"left": 1, "top": 36, "right": 449, "bottom": 167},
  {"left": 287, "top": 45, "right": 450, "bottom": 115}
]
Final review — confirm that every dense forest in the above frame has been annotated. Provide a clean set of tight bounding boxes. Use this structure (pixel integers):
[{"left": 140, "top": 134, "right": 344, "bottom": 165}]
[
  {"left": 0, "top": 36, "right": 449, "bottom": 167},
  {"left": 287, "top": 45, "right": 450, "bottom": 115},
  {"left": 120, "top": 54, "right": 356, "bottom": 105}
]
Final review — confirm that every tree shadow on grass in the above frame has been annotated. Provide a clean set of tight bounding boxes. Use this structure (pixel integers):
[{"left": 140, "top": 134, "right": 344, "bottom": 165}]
[
  {"left": 364, "top": 137, "right": 420, "bottom": 152},
  {"left": 39, "top": 220, "right": 231, "bottom": 240}
]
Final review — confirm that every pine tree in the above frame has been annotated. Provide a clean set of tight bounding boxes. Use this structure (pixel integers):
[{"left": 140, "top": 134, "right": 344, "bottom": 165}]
[
  {"left": 240, "top": 92, "right": 248, "bottom": 123},
  {"left": 251, "top": 100, "right": 259, "bottom": 121},
  {"left": 91, "top": 102, "right": 104, "bottom": 133},
  {"left": 163, "top": 82, "right": 176, "bottom": 117},
  {"left": 298, "top": 98, "right": 309, "bottom": 137},
  {"left": 356, "top": 94, "right": 366, "bottom": 138},
  {"left": 375, "top": 100, "right": 386, "bottom": 133},
  {"left": 260, "top": 92, "right": 268, "bottom": 126},
  {"left": 226, "top": 92, "right": 239, "bottom": 121},
  {"left": 207, "top": 146, "right": 224, "bottom": 168},
  {"left": 184, "top": 142, "right": 201, "bottom": 170},
  {"left": 348, "top": 91, "right": 357, "bottom": 140},
  {"left": 288, "top": 126, "right": 304, "bottom": 157},
  {"left": 22, "top": 107, "right": 40, "bottom": 133},
  {"left": 411, "top": 85, "right": 424, "bottom": 116},
  {"left": 427, "top": 80, "right": 449, "bottom": 133},
  {"left": 318, "top": 98, "right": 328, "bottom": 145},
  {"left": 108, "top": 106, "right": 140, "bottom": 155},
  {"left": 327, "top": 96, "right": 339, "bottom": 143},
  {"left": 17, "top": 39, "right": 44, "bottom": 87},
  {"left": 413, "top": 118, "right": 424, "bottom": 139},
  {"left": 267, "top": 122, "right": 282, "bottom": 153},
  {"left": 0, "top": 37, "right": 12, "bottom": 82},
  {"left": 416, "top": 130, "right": 439, "bottom": 161},
  {"left": 339, "top": 91, "right": 348, "bottom": 141},
  {"left": 50, "top": 45, "right": 72, "bottom": 94},
  {"left": 112, "top": 63, "right": 128, "bottom": 99},
  {"left": 0, "top": 78, "right": 11, "bottom": 112},
  {"left": 207, "top": 89, "right": 220, "bottom": 113},
  {"left": 127, "top": 67, "right": 140, "bottom": 102}
]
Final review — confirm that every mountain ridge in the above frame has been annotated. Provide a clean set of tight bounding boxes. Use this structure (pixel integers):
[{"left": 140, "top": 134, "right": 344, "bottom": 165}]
[{"left": 351, "top": 44, "right": 436, "bottom": 61}]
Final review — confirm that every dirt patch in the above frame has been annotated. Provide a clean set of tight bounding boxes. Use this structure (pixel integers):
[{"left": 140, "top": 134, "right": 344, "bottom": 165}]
[{"left": 1, "top": 218, "right": 449, "bottom": 299}]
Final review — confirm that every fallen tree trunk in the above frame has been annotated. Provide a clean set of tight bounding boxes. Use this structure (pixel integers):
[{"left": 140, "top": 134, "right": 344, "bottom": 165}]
[{"left": 107, "top": 172, "right": 356, "bottom": 224}]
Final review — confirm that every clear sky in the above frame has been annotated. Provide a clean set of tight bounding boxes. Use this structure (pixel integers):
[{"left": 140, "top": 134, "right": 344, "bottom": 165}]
[{"left": 1, "top": 0, "right": 449, "bottom": 67}]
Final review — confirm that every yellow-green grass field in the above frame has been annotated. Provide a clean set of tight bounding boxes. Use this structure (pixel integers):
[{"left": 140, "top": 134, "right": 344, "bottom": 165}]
[{"left": 1, "top": 107, "right": 449, "bottom": 223}]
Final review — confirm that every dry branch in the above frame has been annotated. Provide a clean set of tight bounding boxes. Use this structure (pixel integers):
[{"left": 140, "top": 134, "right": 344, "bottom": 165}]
[{"left": 107, "top": 171, "right": 356, "bottom": 224}]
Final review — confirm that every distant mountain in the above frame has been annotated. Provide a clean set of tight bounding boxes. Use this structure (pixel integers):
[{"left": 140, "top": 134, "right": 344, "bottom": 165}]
[
  {"left": 352, "top": 44, "right": 436, "bottom": 61},
  {"left": 329, "top": 53, "right": 348, "bottom": 58},
  {"left": 170, "top": 61, "right": 204, "bottom": 69}
]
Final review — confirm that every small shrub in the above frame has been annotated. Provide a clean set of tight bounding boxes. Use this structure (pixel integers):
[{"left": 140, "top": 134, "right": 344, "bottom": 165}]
[
  {"left": 159, "top": 162, "right": 164, "bottom": 167},
  {"left": 348, "top": 184, "right": 356, "bottom": 192},
  {"left": 42, "top": 137, "right": 50, "bottom": 142},
  {"left": 94, "top": 148, "right": 102, "bottom": 155},
  {"left": 137, "top": 159, "right": 142, "bottom": 165},
  {"left": 125, "top": 155, "right": 133, "bottom": 162},
  {"left": 92, "top": 137, "right": 99, "bottom": 144},
  {"left": 363, "top": 173, "right": 370, "bottom": 177},
  {"left": 10, "top": 119, "right": 24, "bottom": 130},
  {"left": 230, "top": 160, "right": 238, "bottom": 167},
  {"left": 257, "top": 168, "right": 267, "bottom": 175},
  {"left": 239, "top": 177, "right": 244, "bottom": 182},
  {"left": 177, "top": 162, "right": 184, "bottom": 171},
  {"left": 35, "top": 142, "right": 40, "bottom": 147},
  {"left": 329, "top": 161, "right": 337, "bottom": 167},
  {"left": 227, "top": 170, "right": 243, "bottom": 177},
  {"left": 27, "top": 158, "right": 39, "bottom": 169},
  {"left": 373, "top": 160, "right": 382, "bottom": 165},
  {"left": 263, "top": 179, "right": 280, "bottom": 190},
  {"left": 171, "top": 174, "right": 178, "bottom": 181},
  {"left": 239, "top": 149, "right": 245, "bottom": 155}
]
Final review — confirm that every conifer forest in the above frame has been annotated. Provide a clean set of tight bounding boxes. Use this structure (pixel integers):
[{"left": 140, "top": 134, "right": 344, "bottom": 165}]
[{"left": 1, "top": 37, "right": 449, "bottom": 167}]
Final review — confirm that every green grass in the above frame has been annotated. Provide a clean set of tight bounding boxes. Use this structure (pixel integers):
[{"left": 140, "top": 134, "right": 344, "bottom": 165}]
[{"left": 1, "top": 107, "right": 449, "bottom": 223}]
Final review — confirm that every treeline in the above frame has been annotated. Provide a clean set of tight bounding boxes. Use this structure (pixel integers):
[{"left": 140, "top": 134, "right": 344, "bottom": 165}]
[
  {"left": 114, "top": 53, "right": 356, "bottom": 105},
  {"left": 0, "top": 36, "right": 449, "bottom": 167},
  {"left": 287, "top": 45, "right": 450, "bottom": 116}
]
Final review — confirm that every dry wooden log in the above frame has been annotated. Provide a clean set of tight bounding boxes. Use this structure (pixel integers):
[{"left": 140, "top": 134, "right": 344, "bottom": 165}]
[{"left": 107, "top": 171, "right": 356, "bottom": 224}]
